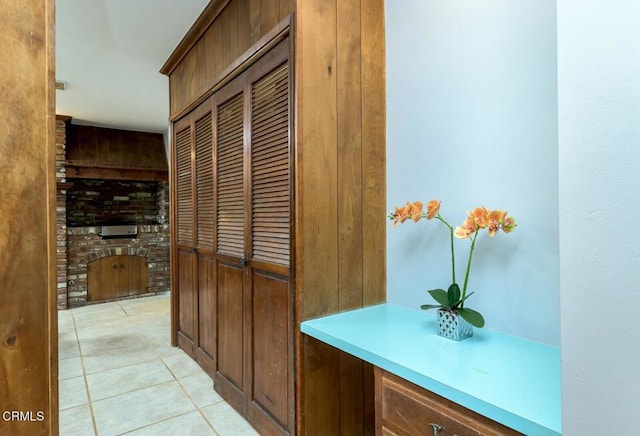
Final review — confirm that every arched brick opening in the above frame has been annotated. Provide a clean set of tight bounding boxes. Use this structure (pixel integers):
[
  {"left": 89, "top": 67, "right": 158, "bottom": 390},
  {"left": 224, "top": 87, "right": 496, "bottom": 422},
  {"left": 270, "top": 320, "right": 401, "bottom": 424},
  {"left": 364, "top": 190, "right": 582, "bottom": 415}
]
[
  {"left": 65, "top": 225, "right": 169, "bottom": 307},
  {"left": 84, "top": 247, "right": 151, "bottom": 264}
]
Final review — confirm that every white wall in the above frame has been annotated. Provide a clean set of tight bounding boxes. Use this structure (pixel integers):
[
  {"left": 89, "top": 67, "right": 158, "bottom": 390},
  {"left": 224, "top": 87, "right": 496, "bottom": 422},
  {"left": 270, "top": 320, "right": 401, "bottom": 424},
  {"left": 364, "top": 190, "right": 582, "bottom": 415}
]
[
  {"left": 558, "top": 0, "right": 640, "bottom": 433},
  {"left": 386, "top": 0, "right": 560, "bottom": 344}
]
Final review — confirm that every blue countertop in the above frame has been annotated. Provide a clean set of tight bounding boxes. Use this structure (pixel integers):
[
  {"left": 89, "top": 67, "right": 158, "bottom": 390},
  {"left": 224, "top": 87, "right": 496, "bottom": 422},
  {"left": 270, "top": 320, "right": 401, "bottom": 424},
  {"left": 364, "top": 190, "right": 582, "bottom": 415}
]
[{"left": 300, "top": 303, "right": 561, "bottom": 435}]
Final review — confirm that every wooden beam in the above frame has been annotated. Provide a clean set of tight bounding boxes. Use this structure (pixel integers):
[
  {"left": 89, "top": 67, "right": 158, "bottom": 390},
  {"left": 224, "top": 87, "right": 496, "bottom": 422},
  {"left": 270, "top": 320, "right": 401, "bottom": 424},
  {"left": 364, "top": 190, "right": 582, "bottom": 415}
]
[{"left": 0, "top": 0, "right": 58, "bottom": 434}]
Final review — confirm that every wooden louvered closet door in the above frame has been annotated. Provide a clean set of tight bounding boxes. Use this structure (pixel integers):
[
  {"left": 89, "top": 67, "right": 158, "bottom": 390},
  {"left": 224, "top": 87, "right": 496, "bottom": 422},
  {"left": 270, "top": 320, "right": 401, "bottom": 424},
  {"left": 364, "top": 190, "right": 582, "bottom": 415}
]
[
  {"left": 211, "top": 39, "right": 293, "bottom": 435},
  {"left": 246, "top": 55, "right": 292, "bottom": 433},
  {"left": 194, "top": 103, "right": 216, "bottom": 374},
  {"left": 173, "top": 99, "right": 216, "bottom": 373},
  {"left": 212, "top": 74, "right": 248, "bottom": 414},
  {"left": 174, "top": 122, "right": 197, "bottom": 354}
]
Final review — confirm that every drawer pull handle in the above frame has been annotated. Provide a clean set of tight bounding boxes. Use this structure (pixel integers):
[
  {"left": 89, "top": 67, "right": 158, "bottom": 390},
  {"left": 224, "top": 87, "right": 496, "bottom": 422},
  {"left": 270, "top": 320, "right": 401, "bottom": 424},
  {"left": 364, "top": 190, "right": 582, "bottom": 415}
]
[{"left": 429, "top": 423, "right": 442, "bottom": 435}]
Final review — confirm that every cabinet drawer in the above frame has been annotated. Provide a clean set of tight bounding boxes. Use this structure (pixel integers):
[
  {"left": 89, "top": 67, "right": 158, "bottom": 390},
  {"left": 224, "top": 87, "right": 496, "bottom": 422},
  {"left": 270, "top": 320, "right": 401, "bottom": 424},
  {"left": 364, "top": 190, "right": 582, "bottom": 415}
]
[{"left": 375, "top": 368, "right": 520, "bottom": 436}]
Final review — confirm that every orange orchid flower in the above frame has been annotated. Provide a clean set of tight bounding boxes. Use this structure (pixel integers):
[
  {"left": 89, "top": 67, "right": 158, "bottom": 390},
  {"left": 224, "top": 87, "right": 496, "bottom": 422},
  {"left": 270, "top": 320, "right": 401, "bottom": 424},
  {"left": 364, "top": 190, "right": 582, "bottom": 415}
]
[
  {"left": 391, "top": 205, "right": 402, "bottom": 227},
  {"left": 409, "top": 201, "right": 424, "bottom": 222},
  {"left": 502, "top": 215, "right": 517, "bottom": 233},
  {"left": 392, "top": 202, "right": 413, "bottom": 226},
  {"left": 426, "top": 200, "right": 441, "bottom": 220},
  {"left": 454, "top": 217, "right": 477, "bottom": 239},
  {"left": 487, "top": 210, "right": 506, "bottom": 237},
  {"left": 468, "top": 206, "right": 489, "bottom": 228},
  {"left": 391, "top": 203, "right": 410, "bottom": 227}
]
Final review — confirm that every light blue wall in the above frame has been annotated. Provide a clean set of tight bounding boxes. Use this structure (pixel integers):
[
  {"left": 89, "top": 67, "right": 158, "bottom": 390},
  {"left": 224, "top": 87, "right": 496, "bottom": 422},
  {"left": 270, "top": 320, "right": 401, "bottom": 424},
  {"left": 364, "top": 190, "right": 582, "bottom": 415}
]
[
  {"left": 558, "top": 0, "right": 640, "bottom": 432},
  {"left": 385, "top": 1, "right": 559, "bottom": 345}
]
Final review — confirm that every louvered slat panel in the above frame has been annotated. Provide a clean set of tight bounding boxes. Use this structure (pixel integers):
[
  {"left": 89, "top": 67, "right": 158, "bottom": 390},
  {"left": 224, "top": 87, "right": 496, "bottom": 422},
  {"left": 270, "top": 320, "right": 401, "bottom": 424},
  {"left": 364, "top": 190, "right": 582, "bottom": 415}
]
[
  {"left": 251, "top": 63, "right": 290, "bottom": 266},
  {"left": 176, "top": 127, "right": 193, "bottom": 246},
  {"left": 195, "top": 113, "right": 214, "bottom": 249},
  {"left": 216, "top": 93, "right": 245, "bottom": 258}
]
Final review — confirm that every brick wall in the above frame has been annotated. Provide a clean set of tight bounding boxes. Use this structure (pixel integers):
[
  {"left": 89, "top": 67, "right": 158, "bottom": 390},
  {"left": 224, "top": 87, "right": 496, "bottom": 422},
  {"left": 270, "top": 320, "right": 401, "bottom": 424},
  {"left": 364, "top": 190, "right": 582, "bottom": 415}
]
[
  {"left": 56, "top": 116, "right": 69, "bottom": 310},
  {"left": 66, "top": 224, "right": 169, "bottom": 307},
  {"left": 56, "top": 116, "right": 170, "bottom": 308},
  {"left": 66, "top": 179, "right": 163, "bottom": 226}
]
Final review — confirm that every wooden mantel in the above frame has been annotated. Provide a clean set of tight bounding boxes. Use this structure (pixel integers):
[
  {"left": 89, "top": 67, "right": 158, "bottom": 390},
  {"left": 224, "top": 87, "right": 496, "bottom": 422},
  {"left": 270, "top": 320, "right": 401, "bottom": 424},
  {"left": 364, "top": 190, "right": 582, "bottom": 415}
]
[{"left": 65, "top": 125, "right": 168, "bottom": 181}]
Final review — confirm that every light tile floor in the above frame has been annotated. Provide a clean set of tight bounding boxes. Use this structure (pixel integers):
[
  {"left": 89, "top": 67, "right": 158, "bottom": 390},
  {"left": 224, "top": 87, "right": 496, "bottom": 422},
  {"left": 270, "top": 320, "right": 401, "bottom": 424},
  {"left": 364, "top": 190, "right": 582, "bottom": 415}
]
[{"left": 58, "top": 293, "right": 259, "bottom": 436}]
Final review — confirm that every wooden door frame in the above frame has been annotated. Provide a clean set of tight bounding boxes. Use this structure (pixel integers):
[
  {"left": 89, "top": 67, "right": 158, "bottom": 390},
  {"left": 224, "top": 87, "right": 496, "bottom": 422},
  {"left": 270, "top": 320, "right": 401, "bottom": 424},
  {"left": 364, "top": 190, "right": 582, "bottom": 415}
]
[{"left": 0, "top": 0, "right": 58, "bottom": 434}]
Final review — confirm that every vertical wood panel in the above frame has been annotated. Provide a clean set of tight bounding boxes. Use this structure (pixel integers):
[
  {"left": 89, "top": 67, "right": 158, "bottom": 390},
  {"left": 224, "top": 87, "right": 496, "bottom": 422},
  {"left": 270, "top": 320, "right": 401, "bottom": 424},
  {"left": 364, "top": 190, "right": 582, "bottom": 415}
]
[
  {"left": 0, "top": 4, "right": 56, "bottom": 433},
  {"left": 278, "top": 0, "right": 295, "bottom": 21},
  {"left": 203, "top": 27, "right": 217, "bottom": 85},
  {"left": 217, "top": 263, "right": 245, "bottom": 387},
  {"left": 178, "top": 251, "right": 196, "bottom": 344},
  {"left": 336, "top": 3, "right": 368, "bottom": 433},
  {"left": 221, "top": 7, "right": 232, "bottom": 75},
  {"left": 213, "top": 17, "right": 224, "bottom": 84},
  {"left": 195, "top": 33, "right": 209, "bottom": 95},
  {"left": 227, "top": 0, "right": 240, "bottom": 63},
  {"left": 339, "top": 352, "right": 366, "bottom": 434},
  {"left": 181, "top": 52, "right": 199, "bottom": 112},
  {"left": 302, "top": 337, "right": 340, "bottom": 435},
  {"left": 363, "top": 361, "right": 376, "bottom": 435},
  {"left": 297, "top": 0, "right": 340, "bottom": 434},
  {"left": 249, "top": 0, "right": 261, "bottom": 44},
  {"left": 197, "top": 254, "right": 216, "bottom": 374},
  {"left": 237, "top": 0, "right": 251, "bottom": 54},
  {"left": 252, "top": 272, "right": 290, "bottom": 427},
  {"left": 337, "top": 0, "right": 363, "bottom": 311},
  {"left": 361, "top": 0, "right": 386, "bottom": 306},
  {"left": 297, "top": 0, "right": 338, "bottom": 322},
  {"left": 87, "top": 260, "right": 102, "bottom": 302},
  {"left": 261, "top": 0, "right": 279, "bottom": 36},
  {"left": 170, "top": 74, "right": 180, "bottom": 116}
]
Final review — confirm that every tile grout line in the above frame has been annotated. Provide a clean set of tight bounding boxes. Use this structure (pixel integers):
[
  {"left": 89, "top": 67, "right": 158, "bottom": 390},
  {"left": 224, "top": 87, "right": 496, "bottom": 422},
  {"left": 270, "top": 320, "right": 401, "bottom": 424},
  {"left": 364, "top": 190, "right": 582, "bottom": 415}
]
[
  {"left": 121, "top": 296, "right": 220, "bottom": 435},
  {"left": 71, "top": 310, "right": 100, "bottom": 436},
  {"left": 135, "top": 296, "right": 221, "bottom": 435},
  {"left": 64, "top": 295, "right": 231, "bottom": 435}
]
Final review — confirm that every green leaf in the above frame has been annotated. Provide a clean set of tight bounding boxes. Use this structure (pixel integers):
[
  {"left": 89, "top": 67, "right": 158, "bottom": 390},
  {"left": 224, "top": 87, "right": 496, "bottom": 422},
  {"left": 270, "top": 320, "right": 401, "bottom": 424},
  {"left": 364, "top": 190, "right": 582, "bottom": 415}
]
[
  {"left": 447, "top": 283, "right": 461, "bottom": 306},
  {"left": 456, "top": 308, "right": 485, "bottom": 328},
  {"left": 460, "top": 291, "right": 475, "bottom": 303},
  {"left": 420, "top": 304, "right": 443, "bottom": 311},
  {"left": 427, "top": 289, "right": 450, "bottom": 307}
]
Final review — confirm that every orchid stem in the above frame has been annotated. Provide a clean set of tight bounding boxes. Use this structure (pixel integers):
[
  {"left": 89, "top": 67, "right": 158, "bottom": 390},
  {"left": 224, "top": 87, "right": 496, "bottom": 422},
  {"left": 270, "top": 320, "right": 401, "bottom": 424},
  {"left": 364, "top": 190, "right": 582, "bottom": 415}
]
[
  {"left": 436, "top": 215, "right": 456, "bottom": 284},
  {"left": 461, "top": 231, "right": 478, "bottom": 308}
]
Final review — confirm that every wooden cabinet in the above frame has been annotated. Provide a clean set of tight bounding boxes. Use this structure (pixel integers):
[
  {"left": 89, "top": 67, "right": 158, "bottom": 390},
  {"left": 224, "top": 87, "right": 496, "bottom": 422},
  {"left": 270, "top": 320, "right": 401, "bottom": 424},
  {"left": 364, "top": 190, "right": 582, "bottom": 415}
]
[
  {"left": 163, "top": 1, "right": 386, "bottom": 434},
  {"left": 88, "top": 255, "right": 149, "bottom": 302},
  {"left": 375, "top": 369, "right": 519, "bottom": 436},
  {"left": 171, "top": 39, "right": 293, "bottom": 434}
]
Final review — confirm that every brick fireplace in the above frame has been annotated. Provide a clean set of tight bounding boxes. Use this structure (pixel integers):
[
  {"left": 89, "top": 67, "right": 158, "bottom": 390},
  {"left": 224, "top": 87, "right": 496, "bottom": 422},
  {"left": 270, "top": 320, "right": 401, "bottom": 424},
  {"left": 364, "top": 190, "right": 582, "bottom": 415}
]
[{"left": 56, "top": 117, "right": 170, "bottom": 309}]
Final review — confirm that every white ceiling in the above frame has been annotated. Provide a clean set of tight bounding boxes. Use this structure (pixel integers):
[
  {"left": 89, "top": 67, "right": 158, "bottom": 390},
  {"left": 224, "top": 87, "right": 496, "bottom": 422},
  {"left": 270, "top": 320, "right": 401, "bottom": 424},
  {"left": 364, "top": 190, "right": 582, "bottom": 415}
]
[{"left": 55, "top": 0, "right": 210, "bottom": 133}]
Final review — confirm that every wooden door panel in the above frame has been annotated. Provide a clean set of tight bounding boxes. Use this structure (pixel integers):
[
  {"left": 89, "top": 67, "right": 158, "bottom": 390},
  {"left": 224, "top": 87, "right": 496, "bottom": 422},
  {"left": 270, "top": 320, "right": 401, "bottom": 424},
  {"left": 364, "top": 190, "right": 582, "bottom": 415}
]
[
  {"left": 88, "top": 255, "right": 149, "bottom": 301},
  {"left": 127, "top": 255, "right": 149, "bottom": 296},
  {"left": 251, "top": 270, "right": 290, "bottom": 428},
  {"left": 88, "top": 256, "right": 120, "bottom": 301},
  {"left": 116, "top": 256, "right": 129, "bottom": 298},
  {"left": 216, "top": 260, "right": 245, "bottom": 388},
  {"left": 107, "top": 256, "right": 124, "bottom": 298},
  {"left": 176, "top": 126, "right": 195, "bottom": 247},
  {"left": 215, "top": 90, "right": 245, "bottom": 259},
  {"left": 250, "top": 62, "right": 290, "bottom": 268},
  {"left": 197, "top": 253, "right": 216, "bottom": 374},
  {"left": 87, "top": 259, "right": 103, "bottom": 302},
  {"left": 178, "top": 249, "right": 196, "bottom": 349}
]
